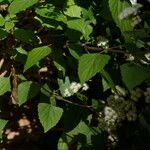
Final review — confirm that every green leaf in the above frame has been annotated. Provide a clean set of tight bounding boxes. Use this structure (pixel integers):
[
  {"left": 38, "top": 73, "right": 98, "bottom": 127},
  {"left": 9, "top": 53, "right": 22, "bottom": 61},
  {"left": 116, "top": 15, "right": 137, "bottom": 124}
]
[
  {"left": 5, "top": 21, "right": 15, "bottom": 31},
  {"left": 8, "top": 0, "right": 38, "bottom": 14},
  {"left": 38, "top": 103, "right": 63, "bottom": 132},
  {"left": 109, "top": 0, "right": 133, "bottom": 33},
  {"left": 58, "top": 138, "right": 68, "bottom": 150},
  {"left": 51, "top": 49, "right": 67, "bottom": 76},
  {"left": 67, "top": 121, "right": 100, "bottom": 144},
  {"left": 58, "top": 76, "right": 70, "bottom": 96},
  {"left": 67, "top": 19, "right": 93, "bottom": 40},
  {"left": 78, "top": 54, "right": 110, "bottom": 83},
  {"left": 18, "top": 81, "right": 40, "bottom": 105},
  {"left": 0, "top": 29, "right": 8, "bottom": 40},
  {"left": 0, "top": 119, "right": 8, "bottom": 139},
  {"left": 14, "top": 29, "right": 36, "bottom": 43},
  {"left": 0, "top": 77, "right": 11, "bottom": 96},
  {"left": 81, "top": 7, "right": 96, "bottom": 24},
  {"left": 68, "top": 44, "right": 84, "bottom": 60},
  {"left": 16, "top": 47, "right": 27, "bottom": 55},
  {"left": 121, "top": 63, "right": 150, "bottom": 90},
  {"left": 0, "top": 15, "right": 5, "bottom": 26},
  {"left": 24, "top": 46, "right": 52, "bottom": 71},
  {"left": 64, "top": 5, "right": 82, "bottom": 18},
  {"left": 100, "top": 69, "right": 116, "bottom": 91}
]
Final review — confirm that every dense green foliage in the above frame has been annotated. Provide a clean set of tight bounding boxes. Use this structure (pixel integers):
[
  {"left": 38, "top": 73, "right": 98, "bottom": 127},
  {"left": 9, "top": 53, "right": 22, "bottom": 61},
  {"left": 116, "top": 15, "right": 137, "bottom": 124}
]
[{"left": 0, "top": 0, "right": 150, "bottom": 149}]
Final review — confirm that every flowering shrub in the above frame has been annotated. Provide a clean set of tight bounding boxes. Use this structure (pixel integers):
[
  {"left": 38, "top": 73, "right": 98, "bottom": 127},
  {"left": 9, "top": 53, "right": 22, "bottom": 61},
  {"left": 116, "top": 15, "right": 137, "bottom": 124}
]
[{"left": 0, "top": 0, "right": 149, "bottom": 149}]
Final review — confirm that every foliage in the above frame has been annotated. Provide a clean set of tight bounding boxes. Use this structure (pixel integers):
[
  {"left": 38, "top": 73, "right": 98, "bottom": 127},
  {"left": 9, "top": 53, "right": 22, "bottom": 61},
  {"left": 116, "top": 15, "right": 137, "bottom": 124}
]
[{"left": 0, "top": 0, "right": 149, "bottom": 149}]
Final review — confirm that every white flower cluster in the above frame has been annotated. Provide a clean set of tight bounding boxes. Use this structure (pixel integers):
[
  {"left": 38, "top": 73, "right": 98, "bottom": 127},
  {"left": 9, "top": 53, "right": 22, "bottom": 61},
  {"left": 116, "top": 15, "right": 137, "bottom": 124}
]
[
  {"left": 126, "top": 53, "right": 150, "bottom": 65},
  {"left": 132, "top": 15, "right": 142, "bottom": 26},
  {"left": 97, "top": 40, "right": 109, "bottom": 49},
  {"left": 118, "top": 4, "right": 142, "bottom": 20},
  {"left": 104, "top": 106, "right": 118, "bottom": 126},
  {"left": 130, "top": 88, "right": 143, "bottom": 101},
  {"left": 63, "top": 82, "right": 89, "bottom": 97},
  {"left": 112, "top": 85, "right": 127, "bottom": 97}
]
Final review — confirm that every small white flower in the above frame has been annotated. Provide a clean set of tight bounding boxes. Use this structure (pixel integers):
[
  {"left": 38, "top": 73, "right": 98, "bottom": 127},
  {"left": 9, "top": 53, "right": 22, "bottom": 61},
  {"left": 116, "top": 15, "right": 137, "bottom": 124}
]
[
  {"left": 82, "top": 83, "right": 89, "bottom": 91},
  {"left": 140, "top": 59, "right": 149, "bottom": 65},
  {"left": 145, "top": 53, "right": 150, "bottom": 61},
  {"left": 115, "top": 85, "right": 127, "bottom": 96},
  {"left": 64, "top": 88, "right": 72, "bottom": 97},
  {"left": 104, "top": 106, "right": 118, "bottom": 126},
  {"left": 72, "top": 87, "right": 79, "bottom": 93},
  {"left": 132, "top": 15, "right": 142, "bottom": 26},
  {"left": 97, "top": 40, "right": 109, "bottom": 48},
  {"left": 126, "top": 54, "right": 135, "bottom": 61},
  {"left": 69, "top": 82, "right": 77, "bottom": 90},
  {"left": 76, "top": 83, "right": 82, "bottom": 89},
  {"left": 69, "top": 82, "right": 82, "bottom": 94},
  {"left": 130, "top": 0, "right": 137, "bottom": 5},
  {"left": 114, "top": 95, "right": 119, "bottom": 100}
]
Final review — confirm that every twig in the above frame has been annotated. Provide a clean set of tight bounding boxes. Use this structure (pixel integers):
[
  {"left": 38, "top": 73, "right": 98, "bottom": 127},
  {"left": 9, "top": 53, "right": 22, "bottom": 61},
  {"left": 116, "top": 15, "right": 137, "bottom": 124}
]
[
  {"left": 0, "top": 70, "right": 7, "bottom": 77},
  {"left": 0, "top": 58, "right": 4, "bottom": 69},
  {"left": 70, "top": 42, "right": 129, "bottom": 54},
  {"left": 54, "top": 93, "right": 99, "bottom": 115},
  {"left": 10, "top": 66, "right": 18, "bottom": 105},
  {"left": 83, "top": 45, "right": 129, "bottom": 54}
]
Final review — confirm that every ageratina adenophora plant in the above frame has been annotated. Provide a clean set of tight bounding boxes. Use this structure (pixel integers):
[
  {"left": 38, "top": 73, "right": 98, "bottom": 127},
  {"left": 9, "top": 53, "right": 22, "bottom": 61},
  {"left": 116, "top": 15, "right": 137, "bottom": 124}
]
[{"left": 0, "top": 0, "right": 150, "bottom": 149}]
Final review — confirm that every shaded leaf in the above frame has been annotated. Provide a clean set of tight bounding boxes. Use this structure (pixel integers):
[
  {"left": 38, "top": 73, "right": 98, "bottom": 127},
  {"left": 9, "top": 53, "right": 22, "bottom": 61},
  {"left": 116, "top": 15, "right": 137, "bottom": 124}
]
[
  {"left": 67, "top": 121, "right": 101, "bottom": 144},
  {"left": 68, "top": 44, "right": 84, "bottom": 60},
  {"left": 78, "top": 54, "right": 110, "bottom": 83},
  {"left": 121, "top": 63, "right": 150, "bottom": 90},
  {"left": 14, "top": 29, "right": 36, "bottom": 43},
  {"left": 0, "top": 119, "right": 8, "bottom": 139},
  {"left": 0, "top": 29, "right": 8, "bottom": 40},
  {"left": 100, "top": 69, "right": 116, "bottom": 91}
]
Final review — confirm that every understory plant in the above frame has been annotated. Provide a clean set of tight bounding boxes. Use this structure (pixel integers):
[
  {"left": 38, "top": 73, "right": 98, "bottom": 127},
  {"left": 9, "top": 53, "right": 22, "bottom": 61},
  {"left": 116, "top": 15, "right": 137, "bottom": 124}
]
[{"left": 0, "top": 0, "right": 150, "bottom": 149}]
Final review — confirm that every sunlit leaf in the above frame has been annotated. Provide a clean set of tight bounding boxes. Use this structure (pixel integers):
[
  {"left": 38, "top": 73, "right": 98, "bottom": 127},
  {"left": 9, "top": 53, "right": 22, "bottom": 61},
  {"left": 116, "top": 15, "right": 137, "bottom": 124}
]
[
  {"left": 38, "top": 103, "right": 63, "bottom": 132},
  {"left": 24, "top": 46, "right": 52, "bottom": 71},
  {"left": 109, "top": 0, "right": 133, "bottom": 33},
  {"left": 8, "top": 0, "right": 38, "bottom": 14},
  {"left": 18, "top": 81, "right": 40, "bottom": 105},
  {"left": 0, "top": 77, "right": 11, "bottom": 96},
  {"left": 0, "top": 119, "right": 8, "bottom": 138}
]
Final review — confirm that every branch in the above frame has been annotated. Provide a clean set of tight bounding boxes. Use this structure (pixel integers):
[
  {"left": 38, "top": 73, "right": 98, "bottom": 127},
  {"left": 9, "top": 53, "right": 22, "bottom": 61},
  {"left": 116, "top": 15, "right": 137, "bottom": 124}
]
[
  {"left": 84, "top": 45, "right": 129, "bottom": 54},
  {"left": 54, "top": 93, "right": 99, "bottom": 115},
  {"left": 71, "top": 42, "right": 129, "bottom": 54}
]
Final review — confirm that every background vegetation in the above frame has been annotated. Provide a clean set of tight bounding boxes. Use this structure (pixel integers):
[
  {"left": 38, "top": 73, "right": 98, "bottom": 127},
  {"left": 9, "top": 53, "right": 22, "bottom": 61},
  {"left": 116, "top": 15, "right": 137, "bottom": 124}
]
[{"left": 0, "top": 0, "right": 150, "bottom": 149}]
